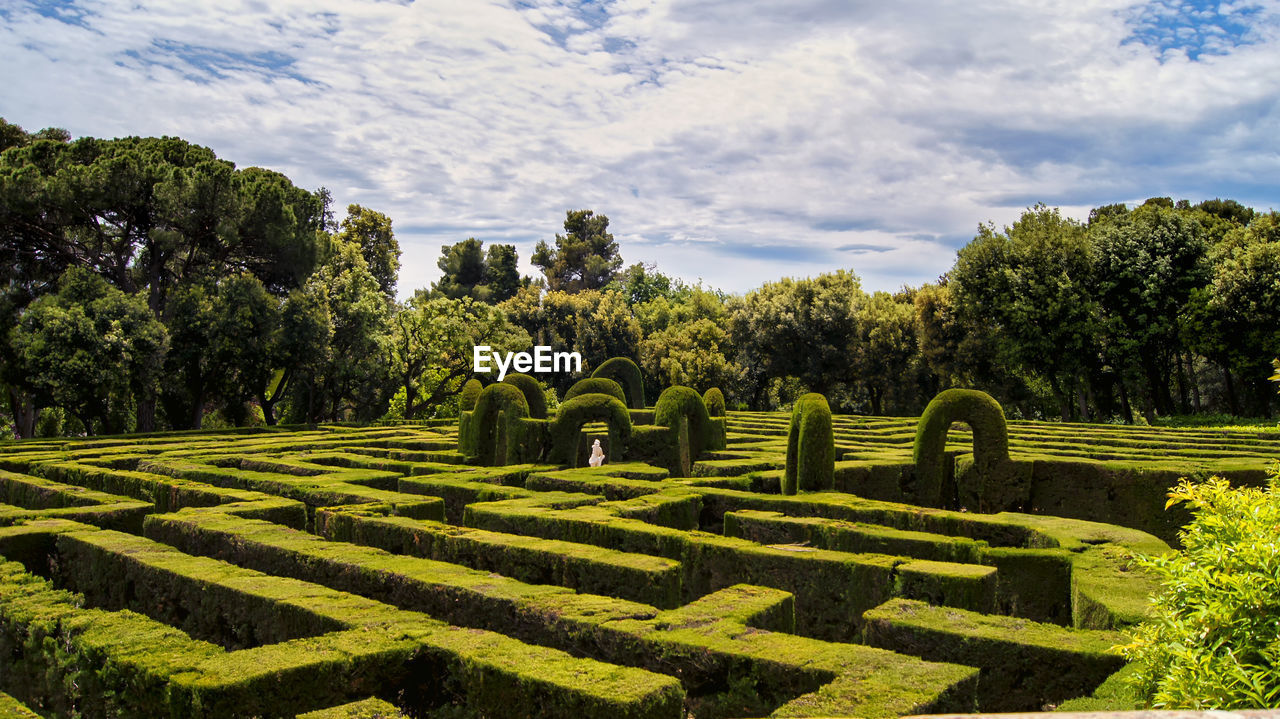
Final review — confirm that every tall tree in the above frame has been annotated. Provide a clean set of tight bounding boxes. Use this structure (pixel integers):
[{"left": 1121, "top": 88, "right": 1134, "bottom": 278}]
[
  {"left": 531, "top": 210, "right": 623, "bottom": 292},
  {"left": 1092, "top": 202, "right": 1209, "bottom": 417},
  {"left": 951, "top": 205, "right": 1098, "bottom": 419},
  {"left": 335, "top": 204, "right": 400, "bottom": 298},
  {"left": 11, "top": 268, "right": 167, "bottom": 435}
]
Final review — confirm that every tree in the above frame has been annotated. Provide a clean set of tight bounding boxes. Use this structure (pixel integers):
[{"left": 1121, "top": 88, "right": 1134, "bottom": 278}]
[
  {"left": 207, "top": 274, "right": 281, "bottom": 425},
  {"left": 531, "top": 210, "right": 623, "bottom": 291},
  {"left": 434, "top": 238, "right": 525, "bottom": 303},
  {"left": 854, "top": 291, "right": 918, "bottom": 415},
  {"left": 12, "top": 267, "right": 167, "bottom": 435},
  {"left": 639, "top": 318, "right": 742, "bottom": 394},
  {"left": 388, "top": 294, "right": 530, "bottom": 418},
  {"left": 728, "top": 270, "right": 865, "bottom": 408},
  {"left": 951, "top": 205, "right": 1099, "bottom": 420},
  {"left": 1092, "top": 203, "right": 1209, "bottom": 417},
  {"left": 335, "top": 204, "right": 400, "bottom": 298}
]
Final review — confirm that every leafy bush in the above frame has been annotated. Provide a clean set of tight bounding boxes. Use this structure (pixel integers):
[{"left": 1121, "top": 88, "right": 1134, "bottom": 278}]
[
  {"left": 503, "top": 373, "right": 548, "bottom": 419},
  {"left": 783, "top": 392, "right": 833, "bottom": 495},
  {"left": 564, "top": 377, "right": 626, "bottom": 405},
  {"left": 1119, "top": 472, "right": 1280, "bottom": 708},
  {"left": 591, "top": 357, "right": 645, "bottom": 409},
  {"left": 703, "top": 388, "right": 726, "bottom": 417}
]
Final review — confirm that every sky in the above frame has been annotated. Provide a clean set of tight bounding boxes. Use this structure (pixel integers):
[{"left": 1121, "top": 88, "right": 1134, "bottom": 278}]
[{"left": 2, "top": 0, "right": 1279, "bottom": 299}]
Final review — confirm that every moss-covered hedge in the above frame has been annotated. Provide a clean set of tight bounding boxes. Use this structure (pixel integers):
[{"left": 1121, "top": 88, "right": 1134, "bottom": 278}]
[
  {"left": 564, "top": 377, "right": 626, "bottom": 405},
  {"left": 467, "top": 383, "right": 531, "bottom": 466},
  {"left": 703, "top": 388, "right": 726, "bottom": 417},
  {"left": 783, "top": 393, "right": 835, "bottom": 495},
  {"left": 591, "top": 357, "right": 645, "bottom": 409},
  {"left": 502, "top": 373, "right": 548, "bottom": 419},
  {"left": 552, "top": 393, "right": 632, "bottom": 467},
  {"left": 653, "top": 386, "right": 714, "bottom": 477},
  {"left": 913, "top": 389, "right": 1010, "bottom": 509},
  {"left": 459, "top": 378, "right": 483, "bottom": 411}
]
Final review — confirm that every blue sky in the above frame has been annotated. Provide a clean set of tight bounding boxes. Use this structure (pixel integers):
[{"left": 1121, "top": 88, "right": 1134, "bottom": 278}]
[{"left": 3, "top": 0, "right": 1278, "bottom": 298}]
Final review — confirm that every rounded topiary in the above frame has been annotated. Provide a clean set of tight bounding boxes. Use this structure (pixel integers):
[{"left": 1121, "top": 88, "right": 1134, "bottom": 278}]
[
  {"left": 654, "top": 386, "right": 713, "bottom": 476},
  {"left": 783, "top": 393, "right": 834, "bottom": 495},
  {"left": 502, "top": 373, "right": 548, "bottom": 419},
  {"left": 703, "top": 387, "right": 726, "bottom": 417},
  {"left": 564, "top": 377, "right": 626, "bottom": 405},
  {"left": 459, "top": 378, "right": 483, "bottom": 411},
  {"left": 913, "top": 388, "right": 1010, "bottom": 508},
  {"left": 591, "top": 357, "right": 645, "bottom": 409},
  {"left": 552, "top": 393, "right": 632, "bottom": 466},
  {"left": 468, "top": 383, "right": 530, "bottom": 466}
]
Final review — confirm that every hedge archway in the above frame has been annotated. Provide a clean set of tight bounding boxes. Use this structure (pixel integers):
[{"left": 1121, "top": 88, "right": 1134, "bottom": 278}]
[
  {"left": 564, "top": 377, "right": 626, "bottom": 406},
  {"left": 913, "top": 389, "right": 1010, "bottom": 508},
  {"left": 703, "top": 387, "right": 726, "bottom": 417},
  {"left": 591, "top": 357, "right": 645, "bottom": 409},
  {"left": 783, "top": 393, "right": 834, "bottom": 495},
  {"left": 552, "top": 393, "right": 632, "bottom": 467},
  {"left": 654, "top": 386, "right": 713, "bottom": 477},
  {"left": 468, "top": 383, "right": 530, "bottom": 466},
  {"left": 502, "top": 373, "right": 548, "bottom": 419}
]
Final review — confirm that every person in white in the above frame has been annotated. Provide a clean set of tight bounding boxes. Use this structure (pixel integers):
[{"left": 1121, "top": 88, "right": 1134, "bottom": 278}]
[{"left": 588, "top": 439, "right": 605, "bottom": 467}]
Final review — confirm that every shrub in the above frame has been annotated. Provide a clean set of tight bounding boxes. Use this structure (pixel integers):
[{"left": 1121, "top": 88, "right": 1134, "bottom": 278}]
[
  {"left": 564, "top": 377, "right": 626, "bottom": 405},
  {"left": 1119, "top": 473, "right": 1280, "bottom": 708},
  {"left": 503, "top": 373, "right": 548, "bottom": 419},
  {"left": 551, "top": 393, "right": 632, "bottom": 466},
  {"left": 703, "top": 388, "right": 726, "bottom": 417},
  {"left": 783, "top": 393, "right": 834, "bottom": 495},
  {"left": 653, "top": 386, "right": 713, "bottom": 477},
  {"left": 468, "top": 383, "right": 530, "bottom": 465},
  {"left": 913, "top": 389, "right": 1009, "bottom": 508},
  {"left": 459, "top": 379, "right": 483, "bottom": 411},
  {"left": 591, "top": 357, "right": 645, "bottom": 409}
]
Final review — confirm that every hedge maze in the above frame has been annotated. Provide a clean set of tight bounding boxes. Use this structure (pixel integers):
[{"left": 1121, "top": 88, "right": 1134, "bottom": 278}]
[{"left": 0, "top": 377, "right": 1275, "bottom": 717}]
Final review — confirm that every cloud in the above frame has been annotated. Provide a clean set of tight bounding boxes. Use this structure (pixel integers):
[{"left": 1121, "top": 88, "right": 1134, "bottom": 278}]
[{"left": 2, "top": 0, "right": 1278, "bottom": 300}]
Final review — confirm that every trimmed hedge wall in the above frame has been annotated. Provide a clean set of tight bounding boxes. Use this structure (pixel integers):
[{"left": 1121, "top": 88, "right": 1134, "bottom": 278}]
[
  {"left": 467, "top": 383, "right": 531, "bottom": 466},
  {"left": 653, "top": 386, "right": 714, "bottom": 477},
  {"left": 591, "top": 357, "right": 646, "bottom": 409},
  {"left": 503, "top": 373, "right": 548, "bottom": 419},
  {"left": 913, "top": 389, "right": 1010, "bottom": 509},
  {"left": 552, "top": 393, "right": 632, "bottom": 467},
  {"left": 783, "top": 393, "right": 835, "bottom": 495},
  {"left": 564, "top": 377, "right": 626, "bottom": 405},
  {"left": 702, "top": 388, "right": 726, "bottom": 417}
]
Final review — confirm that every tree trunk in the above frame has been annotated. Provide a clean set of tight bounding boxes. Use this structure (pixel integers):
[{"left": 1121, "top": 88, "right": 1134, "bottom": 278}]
[
  {"left": 7, "top": 388, "right": 36, "bottom": 439},
  {"left": 1188, "top": 354, "right": 1201, "bottom": 411},
  {"left": 1119, "top": 380, "right": 1133, "bottom": 425},
  {"left": 1175, "top": 352, "right": 1190, "bottom": 414},
  {"left": 1223, "top": 364, "right": 1240, "bottom": 415},
  {"left": 136, "top": 395, "right": 156, "bottom": 433}
]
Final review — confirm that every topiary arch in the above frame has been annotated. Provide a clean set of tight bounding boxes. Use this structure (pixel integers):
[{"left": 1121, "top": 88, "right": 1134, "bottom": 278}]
[
  {"left": 551, "top": 393, "right": 632, "bottom": 467},
  {"left": 913, "top": 389, "right": 1010, "bottom": 508},
  {"left": 591, "top": 357, "right": 645, "bottom": 409},
  {"left": 459, "top": 378, "right": 483, "bottom": 411},
  {"left": 783, "top": 393, "right": 834, "bottom": 495},
  {"left": 654, "top": 386, "right": 713, "bottom": 477},
  {"left": 502, "top": 373, "right": 548, "bottom": 419},
  {"left": 467, "top": 383, "right": 530, "bottom": 466},
  {"left": 564, "top": 377, "right": 626, "bottom": 406}
]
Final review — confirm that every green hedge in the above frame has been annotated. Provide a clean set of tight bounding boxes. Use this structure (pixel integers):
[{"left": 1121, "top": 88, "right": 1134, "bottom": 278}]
[
  {"left": 913, "top": 389, "right": 1010, "bottom": 509},
  {"left": 703, "top": 388, "right": 726, "bottom": 417},
  {"left": 467, "top": 383, "right": 531, "bottom": 466},
  {"left": 591, "top": 357, "right": 645, "bottom": 409},
  {"left": 503, "top": 373, "right": 548, "bottom": 419},
  {"left": 783, "top": 393, "right": 834, "bottom": 495},
  {"left": 653, "top": 386, "right": 714, "bottom": 477},
  {"left": 551, "top": 393, "right": 632, "bottom": 467},
  {"left": 564, "top": 377, "right": 626, "bottom": 405},
  {"left": 459, "top": 378, "right": 483, "bottom": 411}
]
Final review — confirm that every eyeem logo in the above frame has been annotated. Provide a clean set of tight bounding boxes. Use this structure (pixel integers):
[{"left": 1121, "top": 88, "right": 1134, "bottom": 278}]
[{"left": 473, "top": 346, "right": 582, "bottom": 381}]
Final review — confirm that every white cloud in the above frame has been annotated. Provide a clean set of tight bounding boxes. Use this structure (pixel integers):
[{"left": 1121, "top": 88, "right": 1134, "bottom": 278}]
[{"left": 2, "top": 0, "right": 1278, "bottom": 299}]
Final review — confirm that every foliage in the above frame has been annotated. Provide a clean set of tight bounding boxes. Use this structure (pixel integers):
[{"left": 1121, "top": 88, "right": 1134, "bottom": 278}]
[
  {"left": 639, "top": 318, "right": 741, "bottom": 397},
  {"left": 11, "top": 267, "right": 167, "bottom": 435},
  {"left": 531, "top": 210, "right": 623, "bottom": 292},
  {"left": 590, "top": 357, "right": 646, "bottom": 409},
  {"left": 564, "top": 377, "right": 626, "bottom": 405},
  {"left": 502, "top": 373, "right": 548, "bottom": 419},
  {"left": 1119, "top": 473, "right": 1280, "bottom": 708},
  {"left": 335, "top": 205, "right": 400, "bottom": 298},
  {"left": 434, "top": 238, "right": 524, "bottom": 303},
  {"left": 703, "top": 388, "right": 726, "bottom": 417}
]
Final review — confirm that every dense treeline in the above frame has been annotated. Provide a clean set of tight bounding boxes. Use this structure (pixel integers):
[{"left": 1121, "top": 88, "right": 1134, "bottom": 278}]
[{"left": 2, "top": 121, "right": 1277, "bottom": 437}]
